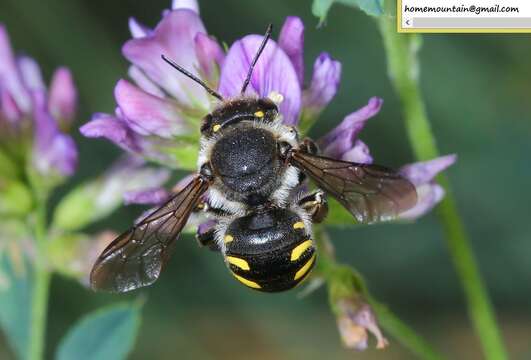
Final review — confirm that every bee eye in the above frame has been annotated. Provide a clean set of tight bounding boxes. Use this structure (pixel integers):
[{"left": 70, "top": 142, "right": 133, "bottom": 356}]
[{"left": 200, "top": 114, "right": 213, "bottom": 133}]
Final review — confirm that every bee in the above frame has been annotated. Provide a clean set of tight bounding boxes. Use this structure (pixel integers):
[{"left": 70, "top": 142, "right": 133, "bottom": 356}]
[{"left": 90, "top": 25, "right": 417, "bottom": 293}]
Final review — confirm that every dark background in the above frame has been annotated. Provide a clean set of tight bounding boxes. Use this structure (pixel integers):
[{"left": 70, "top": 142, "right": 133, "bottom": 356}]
[{"left": 1, "top": 0, "right": 530, "bottom": 358}]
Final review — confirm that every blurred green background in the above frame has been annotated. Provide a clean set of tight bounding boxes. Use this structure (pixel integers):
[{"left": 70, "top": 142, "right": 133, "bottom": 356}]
[{"left": 1, "top": 0, "right": 530, "bottom": 359}]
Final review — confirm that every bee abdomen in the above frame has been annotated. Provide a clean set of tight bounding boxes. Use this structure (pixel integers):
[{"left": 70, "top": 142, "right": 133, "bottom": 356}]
[
  {"left": 223, "top": 208, "right": 316, "bottom": 292},
  {"left": 225, "top": 239, "right": 315, "bottom": 292}
]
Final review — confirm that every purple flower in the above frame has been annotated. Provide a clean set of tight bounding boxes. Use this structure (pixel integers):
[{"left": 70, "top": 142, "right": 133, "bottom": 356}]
[
  {"left": 122, "top": 1, "right": 214, "bottom": 110},
  {"left": 48, "top": 67, "right": 77, "bottom": 128},
  {"left": 218, "top": 35, "right": 302, "bottom": 124},
  {"left": 81, "top": 0, "right": 218, "bottom": 165},
  {"left": 123, "top": 187, "right": 170, "bottom": 205},
  {"left": 302, "top": 53, "right": 342, "bottom": 121},
  {"left": 0, "top": 24, "right": 78, "bottom": 180},
  {"left": 318, "top": 97, "right": 382, "bottom": 164},
  {"left": 317, "top": 98, "right": 456, "bottom": 219},
  {"left": 399, "top": 155, "right": 457, "bottom": 220},
  {"left": 81, "top": 0, "right": 454, "bottom": 222},
  {"left": 278, "top": 16, "right": 304, "bottom": 84},
  {"left": 82, "top": 2, "right": 342, "bottom": 158},
  {"left": 32, "top": 91, "right": 77, "bottom": 177}
]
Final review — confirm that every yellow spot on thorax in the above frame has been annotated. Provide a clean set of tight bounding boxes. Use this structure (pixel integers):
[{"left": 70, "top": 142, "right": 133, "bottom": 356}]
[
  {"left": 226, "top": 256, "right": 250, "bottom": 270},
  {"left": 224, "top": 234, "right": 234, "bottom": 243},
  {"left": 232, "top": 273, "right": 261, "bottom": 289},
  {"left": 293, "top": 221, "right": 305, "bottom": 230},
  {"left": 291, "top": 240, "right": 313, "bottom": 261},
  {"left": 294, "top": 253, "right": 316, "bottom": 281},
  {"left": 213, "top": 124, "right": 221, "bottom": 132}
]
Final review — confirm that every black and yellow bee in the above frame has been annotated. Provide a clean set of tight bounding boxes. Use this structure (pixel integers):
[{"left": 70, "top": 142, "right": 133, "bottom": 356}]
[{"left": 90, "top": 25, "right": 417, "bottom": 293}]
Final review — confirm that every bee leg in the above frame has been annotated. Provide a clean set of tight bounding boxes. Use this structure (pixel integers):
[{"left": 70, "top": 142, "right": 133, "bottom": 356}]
[
  {"left": 299, "top": 190, "right": 328, "bottom": 224},
  {"left": 196, "top": 224, "right": 221, "bottom": 252}
]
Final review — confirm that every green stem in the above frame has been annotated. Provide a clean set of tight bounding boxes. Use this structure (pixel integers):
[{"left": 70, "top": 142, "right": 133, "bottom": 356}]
[
  {"left": 28, "top": 198, "right": 51, "bottom": 360},
  {"left": 316, "top": 229, "right": 444, "bottom": 360},
  {"left": 370, "top": 301, "right": 443, "bottom": 360},
  {"left": 378, "top": 9, "right": 507, "bottom": 360}
]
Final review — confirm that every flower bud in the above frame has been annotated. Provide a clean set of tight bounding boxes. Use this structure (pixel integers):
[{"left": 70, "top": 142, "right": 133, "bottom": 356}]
[{"left": 335, "top": 297, "right": 388, "bottom": 350}]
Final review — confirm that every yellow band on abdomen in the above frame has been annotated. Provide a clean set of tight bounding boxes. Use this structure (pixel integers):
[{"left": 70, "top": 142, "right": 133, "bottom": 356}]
[
  {"left": 232, "top": 273, "right": 261, "bottom": 289},
  {"left": 290, "top": 240, "right": 313, "bottom": 261},
  {"left": 226, "top": 256, "right": 250, "bottom": 270},
  {"left": 294, "top": 254, "right": 316, "bottom": 281}
]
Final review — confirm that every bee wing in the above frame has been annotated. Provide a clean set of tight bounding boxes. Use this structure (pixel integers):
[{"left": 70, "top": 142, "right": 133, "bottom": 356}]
[
  {"left": 90, "top": 176, "right": 209, "bottom": 293},
  {"left": 290, "top": 151, "right": 417, "bottom": 224}
]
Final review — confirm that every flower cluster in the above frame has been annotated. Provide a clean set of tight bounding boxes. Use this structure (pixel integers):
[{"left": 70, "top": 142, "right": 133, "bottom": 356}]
[
  {"left": 81, "top": 0, "right": 454, "bottom": 217},
  {"left": 0, "top": 25, "right": 169, "bottom": 285},
  {"left": 0, "top": 24, "right": 77, "bottom": 206},
  {"left": 79, "top": 0, "right": 456, "bottom": 349}
]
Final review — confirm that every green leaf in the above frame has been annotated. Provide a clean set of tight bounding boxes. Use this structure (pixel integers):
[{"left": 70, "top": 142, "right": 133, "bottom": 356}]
[
  {"left": 56, "top": 303, "right": 142, "bottom": 360},
  {"left": 46, "top": 232, "right": 90, "bottom": 279},
  {"left": 0, "top": 254, "right": 32, "bottom": 360},
  {"left": 51, "top": 181, "right": 99, "bottom": 231},
  {"left": 0, "top": 180, "right": 34, "bottom": 216},
  {"left": 312, "top": 0, "right": 384, "bottom": 23}
]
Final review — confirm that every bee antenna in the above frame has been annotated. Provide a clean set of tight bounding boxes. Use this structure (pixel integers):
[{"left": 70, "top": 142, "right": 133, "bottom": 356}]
[
  {"left": 240, "top": 23, "right": 273, "bottom": 95},
  {"left": 161, "top": 54, "right": 224, "bottom": 101}
]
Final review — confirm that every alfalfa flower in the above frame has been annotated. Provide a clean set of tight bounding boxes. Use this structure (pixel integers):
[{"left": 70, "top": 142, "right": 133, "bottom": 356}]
[
  {"left": 317, "top": 96, "right": 456, "bottom": 220},
  {"left": 80, "top": 2, "right": 341, "bottom": 165},
  {"left": 0, "top": 24, "right": 78, "bottom": 188}
]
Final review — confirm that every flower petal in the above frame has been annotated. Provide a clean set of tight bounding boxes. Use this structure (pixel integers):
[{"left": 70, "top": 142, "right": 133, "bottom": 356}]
[
  {"left": 399, "top": 183, "right": 445, "bottom": 220},
  {"left": 341, "top": 140, "right": 373, "bottom": 164},
  {"left": 219, "top": 35, "right": 301, "bottom": 125},
  {"left": 32, "top": 91, "right": 77, "bottom": 176},
  {"left": 303, "top": 53, "right": 341, "bottom": 117},
  {"left": 48, "top": 67, "right": 77, "bottom": 126},
  {"left": 317, "top": 97, "right": 382, "bottom": 163},
  {"left": 319, "top": 97, "right": 383, "bottom": 149},
  {"left": 0, "top": 87, "right": 22, "bottom": 123},
  {"left": 114, "top": 79, "right": 190, "bottom": 138},
  {"left": 17, "top": 56, "right": 45, "bottom": 92},
  {"left": 336, "top": 298, "right": 388, "bottom": 351},
  {"left": 172, "top": 0, "right": 199, "bottom": 13},
  {"left": 128, "top": 17, "right": 153, "bottom": 39},
  {"left": 194, "top": 32, "right": 224, "bottom": 84},
  {"left": 350, "top": 304, "right": 389, "bottom": 350},
  {"left": 399, "top": 154, "right": 457, "bottom": 186},
  {"left": 278, "top": 16, "right": 304, "bottom": 85},
  {"left": 123, "top": 187, "right": 170, "bottom": 205},
  {"left": 95, "top": 156, "right": 170, "bottom": 211},
  {"left": 80, "top": 113, "right": 142, "bottom": 153},
  {"left": 397, "top": 155, "right": 456, "bottom": 219},
  {"left": 128, "top": 66, "right": 165, "bottom": 98},
  {"left": 0, "top": 25, "right": 31, "bottom": 112},
  {"left": 122, "top": 9, "right": 209, "bottom": 108}
]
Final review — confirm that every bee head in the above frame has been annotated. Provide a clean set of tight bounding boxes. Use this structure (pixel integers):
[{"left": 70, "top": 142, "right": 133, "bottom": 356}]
[{"left": 200, "top": 97, "right": 278, "bottom": 136}]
